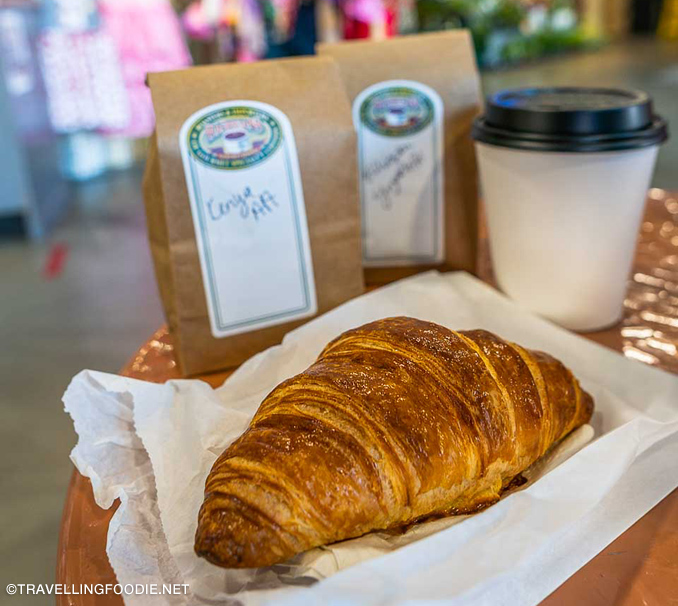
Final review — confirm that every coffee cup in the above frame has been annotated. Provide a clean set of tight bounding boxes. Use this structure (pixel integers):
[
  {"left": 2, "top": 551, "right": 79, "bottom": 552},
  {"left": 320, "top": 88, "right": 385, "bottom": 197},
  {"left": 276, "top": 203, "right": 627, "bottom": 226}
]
[
  {"left": 222, "top": 129, "right": 252, "bottom": 154},
  {"left": 384, "top": 106, "right": 408, "bottom": 127},
  {"left": 472, "top": 87, "right": 668, "bottom": 331}
]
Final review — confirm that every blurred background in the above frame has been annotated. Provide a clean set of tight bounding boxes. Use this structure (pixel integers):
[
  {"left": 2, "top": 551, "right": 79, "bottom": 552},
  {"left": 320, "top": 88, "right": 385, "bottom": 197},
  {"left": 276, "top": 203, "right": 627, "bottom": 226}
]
[{"left": 0, "top": 0, "right": 677, "bottom": 601}]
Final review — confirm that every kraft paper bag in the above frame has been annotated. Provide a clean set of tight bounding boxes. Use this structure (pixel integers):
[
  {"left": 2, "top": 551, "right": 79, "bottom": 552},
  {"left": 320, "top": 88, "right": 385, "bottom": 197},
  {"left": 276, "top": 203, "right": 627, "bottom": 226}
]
[
  {"left": 143, "top": 57, "right": 364, "bottom": 376},
  {"left": 318, "top": 31, "right": 482, "bottom": 285}
]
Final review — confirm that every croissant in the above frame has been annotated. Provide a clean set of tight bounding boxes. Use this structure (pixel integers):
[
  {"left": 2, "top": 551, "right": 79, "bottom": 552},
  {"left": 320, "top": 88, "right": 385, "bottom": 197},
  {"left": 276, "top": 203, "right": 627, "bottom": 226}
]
[{"left": 196, "top": 317, "right": 593, "bottom": 568}]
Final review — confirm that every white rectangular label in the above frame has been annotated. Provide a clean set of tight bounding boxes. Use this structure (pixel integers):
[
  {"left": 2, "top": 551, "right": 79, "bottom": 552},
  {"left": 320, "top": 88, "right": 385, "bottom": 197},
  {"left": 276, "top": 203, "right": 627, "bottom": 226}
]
[
  {"left": 354, "top": 80, "right": 445, "bottom": 266},
  {"left": 179, "top": 101, "right": 317, "bottom": 338}
]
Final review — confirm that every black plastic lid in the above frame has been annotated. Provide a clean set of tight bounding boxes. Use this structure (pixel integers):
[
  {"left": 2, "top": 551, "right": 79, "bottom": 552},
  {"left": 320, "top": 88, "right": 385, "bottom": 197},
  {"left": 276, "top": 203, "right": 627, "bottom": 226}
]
[{"left": 472, "top": 87, "right": 668, "bottom": 153}]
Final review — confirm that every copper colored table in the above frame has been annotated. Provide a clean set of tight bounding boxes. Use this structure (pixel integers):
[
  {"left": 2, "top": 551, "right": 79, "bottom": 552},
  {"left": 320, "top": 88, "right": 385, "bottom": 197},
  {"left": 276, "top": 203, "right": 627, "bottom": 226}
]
[{"left": 57, "top": 190, "right": 678, "bottom": 605}]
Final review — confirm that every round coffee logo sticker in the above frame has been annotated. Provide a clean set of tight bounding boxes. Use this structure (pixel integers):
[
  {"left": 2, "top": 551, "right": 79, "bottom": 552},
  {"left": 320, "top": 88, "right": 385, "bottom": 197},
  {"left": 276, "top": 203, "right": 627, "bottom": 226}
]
[
  {"left": 187, "top": 106, "right": 282, "bottom": 169},
  {"left": 360, "top": 86, "right": 434, "bottom": 137}
]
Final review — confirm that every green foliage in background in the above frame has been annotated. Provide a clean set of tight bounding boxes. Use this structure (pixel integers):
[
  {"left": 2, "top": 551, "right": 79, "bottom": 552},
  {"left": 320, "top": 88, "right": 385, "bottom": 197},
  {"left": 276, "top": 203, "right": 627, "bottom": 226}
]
[
  {"left": 501, "top": 27, "right": 599, "bottom": 64},
  {"left": 416, "top": 0, "right": 599, "bottom": 68}
]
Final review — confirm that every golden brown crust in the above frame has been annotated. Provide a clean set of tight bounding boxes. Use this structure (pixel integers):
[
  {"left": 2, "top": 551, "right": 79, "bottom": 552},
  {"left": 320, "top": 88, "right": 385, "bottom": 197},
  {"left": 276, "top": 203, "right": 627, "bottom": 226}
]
[{"left": 195, "top": 317, "right": 594, "bottom": 568}]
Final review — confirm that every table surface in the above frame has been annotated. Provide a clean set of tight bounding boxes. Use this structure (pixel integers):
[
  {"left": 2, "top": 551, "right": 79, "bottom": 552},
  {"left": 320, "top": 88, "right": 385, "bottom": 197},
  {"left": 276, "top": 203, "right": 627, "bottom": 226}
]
[{"left": 57, "top": 190, "right": 678, "bottom": 606}]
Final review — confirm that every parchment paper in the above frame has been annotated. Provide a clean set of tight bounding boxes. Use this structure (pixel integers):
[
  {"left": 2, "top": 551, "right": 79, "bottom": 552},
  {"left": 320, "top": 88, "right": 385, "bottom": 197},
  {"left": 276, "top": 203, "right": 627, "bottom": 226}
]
[{"left": 64, "top": 271, "right": 678, "bottom": 606}]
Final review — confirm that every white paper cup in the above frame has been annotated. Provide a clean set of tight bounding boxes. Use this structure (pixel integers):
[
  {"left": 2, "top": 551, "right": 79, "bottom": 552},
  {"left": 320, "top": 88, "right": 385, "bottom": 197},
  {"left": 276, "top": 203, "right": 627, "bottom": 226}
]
[
  {"left": 472, "top": 88, "right": 668, "bottom": 331},
  {"left": 476, "top": 143, "right": 659, "bottom": 330}
]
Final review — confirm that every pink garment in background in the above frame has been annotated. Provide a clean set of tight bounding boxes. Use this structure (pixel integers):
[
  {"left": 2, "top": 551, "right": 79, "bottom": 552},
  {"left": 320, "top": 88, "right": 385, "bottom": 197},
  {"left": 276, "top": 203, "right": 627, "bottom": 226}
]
[
  {"left": 181, "top": 0, "right": 266, "bottom": 62},
  {"left": 99, "top": 0, "right": 192, "bottom": 138},
  {"left": 39, "top": 30, "right": 130, "bottom": 133}
]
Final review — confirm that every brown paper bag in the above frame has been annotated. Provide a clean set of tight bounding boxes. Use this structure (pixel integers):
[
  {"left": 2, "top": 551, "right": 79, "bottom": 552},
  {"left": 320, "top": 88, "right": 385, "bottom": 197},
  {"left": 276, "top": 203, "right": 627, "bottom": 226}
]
[
  {"left": 318, "top": 31, "right": 482, "bottom": 285},
  {"left": 143, "top": 56, "right": 364, "bottom": 376}
]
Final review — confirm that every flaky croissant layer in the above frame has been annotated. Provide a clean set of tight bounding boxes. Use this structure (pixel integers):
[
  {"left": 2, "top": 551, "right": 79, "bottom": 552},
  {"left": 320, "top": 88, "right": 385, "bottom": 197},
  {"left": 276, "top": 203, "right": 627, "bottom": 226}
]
[{"left": 196, "top": 317, "right": 593, "bottom": 568}]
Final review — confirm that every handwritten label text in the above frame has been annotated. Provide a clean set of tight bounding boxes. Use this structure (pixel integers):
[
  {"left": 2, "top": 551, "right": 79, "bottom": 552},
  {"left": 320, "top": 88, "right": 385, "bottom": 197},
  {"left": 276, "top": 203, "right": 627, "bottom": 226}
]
[
  {"left": 363, "top": 144, "right": 424, "bottom": 210},
  {"left": 207, "top": 187, "right": 278, "bottom": 222}
]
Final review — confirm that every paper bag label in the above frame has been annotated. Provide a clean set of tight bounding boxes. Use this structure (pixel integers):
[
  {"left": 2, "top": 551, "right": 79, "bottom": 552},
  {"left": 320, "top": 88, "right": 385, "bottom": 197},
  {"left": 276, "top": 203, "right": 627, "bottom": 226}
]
[
  {"left": 354, "top": 80, "right": 444, "bottom": 266},
  {"left": 180, "top": 101, "right": 317, "bottom": 338}
]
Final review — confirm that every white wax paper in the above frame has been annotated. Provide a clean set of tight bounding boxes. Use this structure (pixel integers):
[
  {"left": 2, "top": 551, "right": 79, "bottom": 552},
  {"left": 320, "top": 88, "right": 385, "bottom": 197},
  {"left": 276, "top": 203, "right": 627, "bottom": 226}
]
[{"left": 64, "top": 271, "right": 678, "bottom": 606}]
